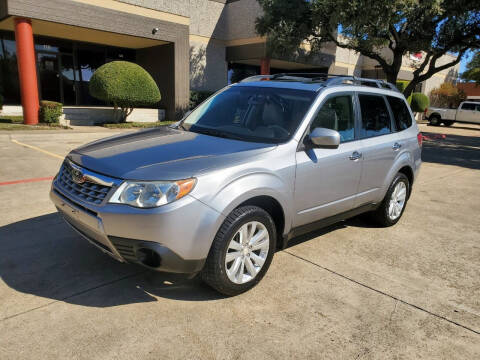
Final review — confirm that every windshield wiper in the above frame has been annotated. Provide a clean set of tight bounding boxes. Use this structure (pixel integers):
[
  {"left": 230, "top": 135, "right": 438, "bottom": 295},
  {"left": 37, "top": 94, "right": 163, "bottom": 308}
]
[{"left": 192, "top": 127, "right": 246, "bottom": 141}]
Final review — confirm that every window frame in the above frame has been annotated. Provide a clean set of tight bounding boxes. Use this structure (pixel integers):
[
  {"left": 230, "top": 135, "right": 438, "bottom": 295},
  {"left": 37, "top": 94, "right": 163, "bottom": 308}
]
[
  {"left": 300, "top": 91, "right": 359, "bottom": 147},
  {"left": 355, "top": 92, "right": 395, "bottom": 139}
]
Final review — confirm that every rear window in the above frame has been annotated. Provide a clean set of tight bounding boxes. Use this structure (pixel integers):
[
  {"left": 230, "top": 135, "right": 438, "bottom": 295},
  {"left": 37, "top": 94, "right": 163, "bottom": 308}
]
[
  {"left": 461, "top": 103, "right": 476, "bottom": 110},
  {"left": 387, "top": 96, "right": 412, "bottom": 131},
  {"left": 358, "top": 94, "right": 392, "bottom": 138}
]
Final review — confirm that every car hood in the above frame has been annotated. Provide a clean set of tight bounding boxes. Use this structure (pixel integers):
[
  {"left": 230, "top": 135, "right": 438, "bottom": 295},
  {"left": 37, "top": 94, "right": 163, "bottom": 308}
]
[{"left": 68, "top": 126, "right": 275, "bottom": 180}]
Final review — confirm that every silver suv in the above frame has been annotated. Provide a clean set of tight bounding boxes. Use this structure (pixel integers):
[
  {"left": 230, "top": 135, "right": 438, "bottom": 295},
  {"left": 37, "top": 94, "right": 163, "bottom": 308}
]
[{"left": 50, "top": 74, "right": 422, "bottom": 295}]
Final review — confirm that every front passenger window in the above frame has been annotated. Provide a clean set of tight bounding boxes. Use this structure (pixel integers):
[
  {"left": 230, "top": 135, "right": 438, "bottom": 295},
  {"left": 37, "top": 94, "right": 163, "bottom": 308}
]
[{"left": 310, "top": 95, "right": 355, "bottom": 142}]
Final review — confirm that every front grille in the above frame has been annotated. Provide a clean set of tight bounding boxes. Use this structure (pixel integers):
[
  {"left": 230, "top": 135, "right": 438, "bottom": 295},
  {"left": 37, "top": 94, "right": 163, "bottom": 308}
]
[{"left": 55, "top": 162, "right": 111, "bottom": 205}]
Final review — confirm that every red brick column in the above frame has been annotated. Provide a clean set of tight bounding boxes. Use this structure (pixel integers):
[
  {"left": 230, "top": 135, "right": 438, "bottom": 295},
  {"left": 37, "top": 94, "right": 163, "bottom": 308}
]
[
  {"left": 260, "top": 57, "right": 271, "bottom": 75},
  {"left": 14, "top": 18, "right": 39, "bottom": 125}
]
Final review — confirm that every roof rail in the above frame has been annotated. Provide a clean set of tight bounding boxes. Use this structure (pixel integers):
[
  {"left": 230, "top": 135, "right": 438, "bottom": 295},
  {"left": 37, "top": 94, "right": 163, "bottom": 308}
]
[{"left": 239, "top": 73, "right": 400, "bottom": 92}]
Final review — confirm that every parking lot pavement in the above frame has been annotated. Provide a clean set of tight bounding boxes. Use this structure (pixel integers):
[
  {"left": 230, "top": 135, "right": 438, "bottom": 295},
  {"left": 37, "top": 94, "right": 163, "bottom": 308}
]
[{"left": 0, "top": 124, "right": 479, "bottom": 359}]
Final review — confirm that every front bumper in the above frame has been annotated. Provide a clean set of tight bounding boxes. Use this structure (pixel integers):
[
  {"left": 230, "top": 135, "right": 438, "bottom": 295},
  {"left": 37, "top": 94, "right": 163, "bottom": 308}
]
[{"left": 50, "top": 182, "right": 224, "bottom": 273}]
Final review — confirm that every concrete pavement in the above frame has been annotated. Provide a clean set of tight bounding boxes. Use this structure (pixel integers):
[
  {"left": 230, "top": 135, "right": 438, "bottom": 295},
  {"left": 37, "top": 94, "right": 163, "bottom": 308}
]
[{"left": 0, "top": 124, "right": 479, "bottom": 359}]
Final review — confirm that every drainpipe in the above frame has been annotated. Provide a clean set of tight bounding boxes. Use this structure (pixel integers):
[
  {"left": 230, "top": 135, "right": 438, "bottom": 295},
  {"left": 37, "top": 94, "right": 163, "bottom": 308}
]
[
  {"left": 14, "top": 18, "right": 39, "bottom": 125},
  {"left": 260, "top": 57, "right": 271, "bottom": 75}
]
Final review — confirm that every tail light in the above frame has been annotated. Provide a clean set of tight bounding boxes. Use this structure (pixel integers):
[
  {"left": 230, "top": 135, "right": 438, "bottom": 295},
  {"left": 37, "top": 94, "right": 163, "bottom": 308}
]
[{"left": 417, "top": 132, "right": 423, "bottom": 147}]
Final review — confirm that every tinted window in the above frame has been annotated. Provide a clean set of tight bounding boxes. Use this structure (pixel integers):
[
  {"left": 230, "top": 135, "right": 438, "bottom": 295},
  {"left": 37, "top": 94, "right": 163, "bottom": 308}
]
[
  {"left": 387, "top": 96, "right": 412, "bottom": 131},
  {"left": 183, "top": 86, "right": 316, "bottom": 143},
  {"left": 359, "top": 94, "right": 392, "bottom": 138},
  {"left": 461, "top": 103, "right": 476, "bottom": 110},
  {"left": 310, "top": 95, "right": 355, "bottom": 142}
]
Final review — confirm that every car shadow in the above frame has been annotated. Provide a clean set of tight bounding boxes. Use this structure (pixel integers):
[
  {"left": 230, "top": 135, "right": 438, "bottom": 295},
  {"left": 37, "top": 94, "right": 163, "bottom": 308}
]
[
  {"left": 0, "top": 213, "right": 224, "bottom": 311},
  {"left": 421, "top": 131, "right": 480, "bottom": 170}
]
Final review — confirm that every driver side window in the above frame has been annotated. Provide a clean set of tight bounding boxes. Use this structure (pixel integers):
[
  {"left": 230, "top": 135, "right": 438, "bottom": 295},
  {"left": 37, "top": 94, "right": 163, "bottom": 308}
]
[{"left": 310, "top": 94, "right": 355, "bottom": 142}]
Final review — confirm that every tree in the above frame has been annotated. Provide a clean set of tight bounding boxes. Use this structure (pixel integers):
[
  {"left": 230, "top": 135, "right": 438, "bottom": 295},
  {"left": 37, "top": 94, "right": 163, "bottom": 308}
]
[
  {"left": 256, "top": 0, "right": 480, "bottom": 97},
  {"left": 461, "top": 52, "right": 480, "bottom": 84},
  {"left": 89, "top": 61, "right": 161, "bottom": 122},
  {"left": 429, "top": 82, "right": 466, "bottom": 108}
]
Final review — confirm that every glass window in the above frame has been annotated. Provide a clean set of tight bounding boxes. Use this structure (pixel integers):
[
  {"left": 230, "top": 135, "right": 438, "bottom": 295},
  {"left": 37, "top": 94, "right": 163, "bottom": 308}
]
[
  {"left": 359, "top": 94, "right": 392, "bottom": 138},
  {"left": 387, "top": 96, "right": 412, "bottom": 131},
  {"left": 183, "top": 86, "right": 316, "bottom": 143},
  {"left": 310, "top": 94, "right": 355, "bottom": 142},
  {"left": 0, "top": 37, "right": 21, "bottom": 104},
  {"left": 461, "top": 103, "right": 476, "bottom": 111}
]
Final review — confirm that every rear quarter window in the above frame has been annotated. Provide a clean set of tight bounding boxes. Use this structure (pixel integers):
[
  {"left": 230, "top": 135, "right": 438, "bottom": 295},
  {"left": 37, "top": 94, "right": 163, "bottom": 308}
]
[{"left": 387, "top": 96, "right": 412, "bottom": 131}]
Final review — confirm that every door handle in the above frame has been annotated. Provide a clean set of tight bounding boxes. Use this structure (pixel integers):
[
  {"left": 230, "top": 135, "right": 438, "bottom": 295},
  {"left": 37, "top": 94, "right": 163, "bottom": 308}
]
[
  {"left": 349, "top": 151, "right": 362, "bottom": 161},
  {"left": 392, "top": 142, "right": 402, "bottom": 151}
]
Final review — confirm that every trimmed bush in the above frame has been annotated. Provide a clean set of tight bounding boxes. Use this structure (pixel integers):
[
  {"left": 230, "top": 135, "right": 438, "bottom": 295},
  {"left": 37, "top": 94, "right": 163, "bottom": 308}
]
[
  {"left": 396, "top": 80, "right": 409, "bottom": 93},
  {"left": 39, "top": 100, "right": 63, "bottom": 124},
  {"left": 190, "top": 90, "right": 214, "bottom": 110},
  {"left": 89, "top": 61, "right": 161, "bottom": 122},
  {"left": 407, "top": 92, "right": 429, "bottom": 113}
]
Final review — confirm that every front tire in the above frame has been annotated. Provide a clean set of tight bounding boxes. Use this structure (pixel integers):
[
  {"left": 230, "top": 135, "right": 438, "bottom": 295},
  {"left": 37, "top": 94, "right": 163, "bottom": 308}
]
[
  {"left": 429, "top": 115, "right": 441, "bottom": 126},
  {"left": 202, "top": 206, "right": 276, "bottom": 296},
  {"left": 368, "top": 173, "right": 410, "bottom": 227}
]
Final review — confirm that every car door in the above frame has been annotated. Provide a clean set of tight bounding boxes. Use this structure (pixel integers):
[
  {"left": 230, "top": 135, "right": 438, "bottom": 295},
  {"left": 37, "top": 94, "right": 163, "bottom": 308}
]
[
  {"left": 474, "top": 104, "right": 480, "bottom": 124},
  {"left": 293, "top": 92, "right": 363, "bottom": 227},
  {"left": 354, "top": 93, "right": 400, "bottom": 206},
  {"left": 456, "top": 102, "right": 476, "bottom": 122}
]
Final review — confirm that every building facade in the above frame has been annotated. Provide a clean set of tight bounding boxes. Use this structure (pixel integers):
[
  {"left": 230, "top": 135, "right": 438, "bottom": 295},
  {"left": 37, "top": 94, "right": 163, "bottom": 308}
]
[{"left": 0, "top": 0, "right": 460, "bottom": 123}]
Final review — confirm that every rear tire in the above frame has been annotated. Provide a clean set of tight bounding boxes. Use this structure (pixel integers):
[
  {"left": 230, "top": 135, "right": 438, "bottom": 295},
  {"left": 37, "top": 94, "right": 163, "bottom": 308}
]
[
  {"left": 429, "top": 115, "right": 441, "bottom": 126},
  {"left": 443, "top": 120, "right": 454, "bottom": 127},
  {"left": 366, "top": 173, "right": 410, "bottom": 227},
  {"left": 202, "top": 206, "right": 276, "bottom": 296}
]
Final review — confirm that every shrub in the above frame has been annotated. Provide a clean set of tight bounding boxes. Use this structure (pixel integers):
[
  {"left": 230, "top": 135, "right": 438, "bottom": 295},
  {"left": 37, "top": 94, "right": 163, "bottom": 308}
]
[
  {"left": 39, "top": 100, "right": 63, "bottom": 123},
  {"left": 396, "top": 80, "right": 409, "bottom": 93},
  {"left": 407, "top": 93, "right": 429, "bottom": 113},
  {"left": 429, "top": 82, "right": 466, "bottom": 108},
  {"left": 190, "top": 90, "right": 214, "bottom": 110},
  {"left": 89, "top": 61, "right": 161, "bottom": 122}
]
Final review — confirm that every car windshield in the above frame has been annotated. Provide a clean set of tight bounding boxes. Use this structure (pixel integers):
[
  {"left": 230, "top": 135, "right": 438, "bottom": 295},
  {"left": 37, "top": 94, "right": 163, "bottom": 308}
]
[{"left": 181, "top": 85, "right": 317, "bottom": 143}]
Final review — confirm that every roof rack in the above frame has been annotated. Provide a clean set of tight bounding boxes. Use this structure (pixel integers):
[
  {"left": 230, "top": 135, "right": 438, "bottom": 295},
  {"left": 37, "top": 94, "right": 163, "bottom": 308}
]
[{"left": 239, "top": 73, "right": 400, "bottom": 92}]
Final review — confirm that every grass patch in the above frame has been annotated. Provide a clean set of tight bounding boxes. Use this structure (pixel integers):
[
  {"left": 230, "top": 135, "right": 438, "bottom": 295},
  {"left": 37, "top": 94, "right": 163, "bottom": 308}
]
[
  {"left": 102, "top": 121, "right": 174, "bottom": 129},
  {"left": 0, "top": 116, "right": 70, "bottom": 130}
]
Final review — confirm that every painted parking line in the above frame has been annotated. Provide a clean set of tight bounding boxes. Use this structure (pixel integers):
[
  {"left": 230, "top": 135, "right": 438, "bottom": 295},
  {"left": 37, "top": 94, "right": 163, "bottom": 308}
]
[
  {"left": 10, "top": 139, "right": 64, "bottom": 160},
  {"left": 0, "top": 176, "right": 54, "bottom": 186}
]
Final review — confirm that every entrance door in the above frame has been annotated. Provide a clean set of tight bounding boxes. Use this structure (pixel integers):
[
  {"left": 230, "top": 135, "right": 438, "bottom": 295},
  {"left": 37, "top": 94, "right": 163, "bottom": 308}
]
[
  {"left": 37, "top": 52, "right": 77, "bottom": 105},
  {"left": 37, "top": 52, "right": 61, "bottom": 103},
  {"left": 60, "top": 54, "right": 77, "bottom": 105}
]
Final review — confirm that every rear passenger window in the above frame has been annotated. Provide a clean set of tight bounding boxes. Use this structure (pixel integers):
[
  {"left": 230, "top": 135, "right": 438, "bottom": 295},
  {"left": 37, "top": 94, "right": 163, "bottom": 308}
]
[
  {"left": 358, "top": 94, "right": 391, "bottom": 138},
  {"left": 387, "top": 96, "right": 412, "bottom": 131},
  {"left": 310, "top": 95, "right": 355, "bottom": 142}
]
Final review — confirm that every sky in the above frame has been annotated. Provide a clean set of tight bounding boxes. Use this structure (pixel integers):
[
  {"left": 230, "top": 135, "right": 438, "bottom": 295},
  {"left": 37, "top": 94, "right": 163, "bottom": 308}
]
[{"left": 459, "top": 51, "right": 475, "bottom": 74}]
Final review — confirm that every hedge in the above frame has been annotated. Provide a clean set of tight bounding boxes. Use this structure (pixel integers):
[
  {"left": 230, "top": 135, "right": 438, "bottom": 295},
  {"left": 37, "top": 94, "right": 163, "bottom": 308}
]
[
  {"left": 407, "top": 92, "right": 429, "bottom": 113},
  {"left": 89, "top": 61, "right": 161, "bottom": 122},
  {"left": 39, "top": 100, "right": 63, "bottom": 123},
  {"left": 190, "top": 90, "right": 214, "bottom": 110},
  {"left": 396, "top": 80, "right": 409, "bottom": 93}
]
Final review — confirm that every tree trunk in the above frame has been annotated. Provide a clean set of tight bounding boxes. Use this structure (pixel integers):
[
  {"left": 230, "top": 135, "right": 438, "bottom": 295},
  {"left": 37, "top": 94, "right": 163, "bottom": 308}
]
[{"left": 403, "top": 81, "right": 417, "bottom": 98}]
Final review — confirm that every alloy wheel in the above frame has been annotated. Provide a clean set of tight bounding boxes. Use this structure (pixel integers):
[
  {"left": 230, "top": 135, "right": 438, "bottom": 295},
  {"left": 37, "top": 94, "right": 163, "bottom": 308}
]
[{"left": 225, "top": 221, "right": 270, "bottom": 284}]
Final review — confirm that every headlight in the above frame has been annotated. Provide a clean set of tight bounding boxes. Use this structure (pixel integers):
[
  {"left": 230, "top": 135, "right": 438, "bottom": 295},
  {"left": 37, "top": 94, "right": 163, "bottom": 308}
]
[{"left": 109, "top": 178, "right": 196, "bottom": 208}]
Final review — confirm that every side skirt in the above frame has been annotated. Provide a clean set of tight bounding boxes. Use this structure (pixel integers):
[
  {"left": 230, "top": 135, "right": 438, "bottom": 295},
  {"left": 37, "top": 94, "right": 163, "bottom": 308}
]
[{"left": 281, "top": 203, "right": 378, "bottom": 249}]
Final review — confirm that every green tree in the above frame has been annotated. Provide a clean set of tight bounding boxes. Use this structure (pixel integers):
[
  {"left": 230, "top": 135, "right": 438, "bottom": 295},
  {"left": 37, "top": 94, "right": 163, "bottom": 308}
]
[
  {"left": 89, "top": 61, "right": 161, "bottom": 122},
  {"left": 256, "top": 0, "right": 480, "bottom": 97},
  {"left": 461, "top": 52, "right": 480, "bottom": 84}
]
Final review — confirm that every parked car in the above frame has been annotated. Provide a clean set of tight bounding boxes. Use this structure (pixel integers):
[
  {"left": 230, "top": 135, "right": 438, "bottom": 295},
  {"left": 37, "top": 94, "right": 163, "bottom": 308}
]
[
  {"left": 425, "top": 101, "right": 480, "bottom": 126},
  {"left": 50, "top": 74, "right": 422, "bottom": 296}
]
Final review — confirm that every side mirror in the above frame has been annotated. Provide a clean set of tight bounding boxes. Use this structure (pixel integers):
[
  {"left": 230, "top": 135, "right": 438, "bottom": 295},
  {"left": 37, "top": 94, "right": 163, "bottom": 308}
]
[{"left": 309, "top": 127, "right": 340, "bottom": 148}]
